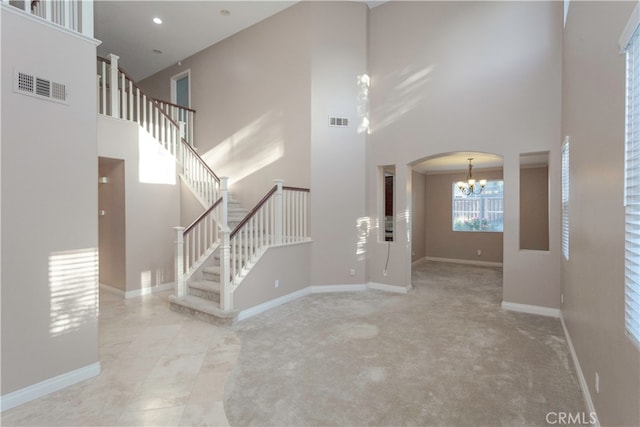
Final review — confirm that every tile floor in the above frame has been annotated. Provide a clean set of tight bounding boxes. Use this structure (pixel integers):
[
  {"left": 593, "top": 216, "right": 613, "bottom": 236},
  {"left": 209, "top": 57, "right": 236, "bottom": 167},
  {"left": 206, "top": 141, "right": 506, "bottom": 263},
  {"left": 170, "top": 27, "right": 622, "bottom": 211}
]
[{"left": 1, "top": 290, "right": 240, "bottom": 426}]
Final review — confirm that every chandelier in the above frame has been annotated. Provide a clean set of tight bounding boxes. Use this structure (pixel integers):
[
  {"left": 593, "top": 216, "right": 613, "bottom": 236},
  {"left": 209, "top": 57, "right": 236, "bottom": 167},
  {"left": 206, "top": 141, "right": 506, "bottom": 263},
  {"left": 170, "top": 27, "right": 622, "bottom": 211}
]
[{"left": 456, "top": 158, "right": 487, "bottom": 195}]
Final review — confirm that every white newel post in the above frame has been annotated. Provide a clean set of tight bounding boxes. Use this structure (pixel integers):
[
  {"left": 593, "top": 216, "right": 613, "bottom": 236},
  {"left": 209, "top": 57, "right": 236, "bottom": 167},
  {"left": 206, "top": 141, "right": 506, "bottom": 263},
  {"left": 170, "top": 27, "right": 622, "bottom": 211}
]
[
  {"left": 220, "top": 227, "right": 232, "bottom": 311},
  {"left": 174, "top": 226, "right": 186, "bottom": 297},
  {"left": 108, "top": 54, "right": 120, "bottom": 118},
  {"left": 221, "top": 177, "right": 229, "bottom": 229},
  {"left": 274, "top": 179, "right": 284, "bottom": 245}
]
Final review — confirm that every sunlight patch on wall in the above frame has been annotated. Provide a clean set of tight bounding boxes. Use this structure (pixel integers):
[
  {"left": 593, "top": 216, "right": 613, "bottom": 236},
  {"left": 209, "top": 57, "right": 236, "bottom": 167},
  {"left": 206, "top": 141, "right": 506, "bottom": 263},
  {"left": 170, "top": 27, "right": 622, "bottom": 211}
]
[
  {"left": 138, "top": 127, "right": 176, "bottom": 185},
  {"left": 398, "top": 209, "right": 411, "bottom": 243},
  {"left": 140, "top": 268, "right": 167, "bottom": 290},
  {"left": 357, "top": 74, "right": 370, "bottom": 134},
  {"left": 372, "top": 65, "right": 434, "bottom": 133},
  {"left": 140, "top": 270, "right": 151, "bottom": 288},
  {"left": 356, "top": 216, "right": 371, "bottom": 261},
  {"left": 49, "top": 248, "right": 98, "bottom": 337},
  {"left": 202, "top": 111, "right": 284, "bottom": 184}
]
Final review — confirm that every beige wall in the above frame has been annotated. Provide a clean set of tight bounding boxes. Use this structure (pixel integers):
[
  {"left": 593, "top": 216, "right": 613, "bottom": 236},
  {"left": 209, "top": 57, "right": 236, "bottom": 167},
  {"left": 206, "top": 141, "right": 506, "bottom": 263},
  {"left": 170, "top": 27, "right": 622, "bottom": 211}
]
[
  {"left": 1, "top": 8, "right": 99, "bottom": 395},
  {"left": 520, "top": 165, "right": 549, "bottom": 251},
  {"left": 139, "top": 3, "right": 312, "bottom": 210},
  {"left": 98, "top": 158, "right": 126, "bottom": 290},
  {"left": 140, "top": 2, "right": 369, "bottom": 287},
  {"left": 562, "top": 2, "right": 640, "bottom": 425},
  {"left": 233, "top": 243, "right": 311, "bottom": 311},
  {"left": 411, "top": 170, "right": 426, "bottom": 262},
  {"left": 367, "top": 1, "right": 562, "bottom": 309},
  {"left": 97, "top": 116, "right": 180, "bottom": 293},
  {"left": 309, "top": 1, "right": 368, "bottom": 286},
  {"left": 425, "top": 169, "right": 504, "bottom": 263}
]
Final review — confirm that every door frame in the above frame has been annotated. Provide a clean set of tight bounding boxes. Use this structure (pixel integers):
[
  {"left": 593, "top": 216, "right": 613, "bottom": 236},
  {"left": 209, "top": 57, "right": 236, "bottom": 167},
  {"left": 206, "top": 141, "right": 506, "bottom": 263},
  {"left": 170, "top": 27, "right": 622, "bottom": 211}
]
[{"left": 170, "top": 69, "right": 191, "bottom": 107}]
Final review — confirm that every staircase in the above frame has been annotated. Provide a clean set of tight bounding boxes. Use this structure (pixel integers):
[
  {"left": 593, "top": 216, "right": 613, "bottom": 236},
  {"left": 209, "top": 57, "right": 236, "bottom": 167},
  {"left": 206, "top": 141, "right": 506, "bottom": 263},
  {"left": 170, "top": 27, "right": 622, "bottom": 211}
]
[
  {"left": 97, "top": 53, "right": 311, "bottom": 325},
  {"left": 168, "top": 194, "right": 248, "bottom": 326}
]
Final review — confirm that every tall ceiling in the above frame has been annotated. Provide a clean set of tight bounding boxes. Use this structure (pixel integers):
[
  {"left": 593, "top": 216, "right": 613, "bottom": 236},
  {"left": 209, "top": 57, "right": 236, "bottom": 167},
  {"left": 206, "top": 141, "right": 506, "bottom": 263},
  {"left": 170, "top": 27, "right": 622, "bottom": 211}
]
[
  {"left": 95, "top": 1, "right": 298, "bottom": 81},
  {"left": 95, "top": 1, "right": 386, "bottom": 82}
]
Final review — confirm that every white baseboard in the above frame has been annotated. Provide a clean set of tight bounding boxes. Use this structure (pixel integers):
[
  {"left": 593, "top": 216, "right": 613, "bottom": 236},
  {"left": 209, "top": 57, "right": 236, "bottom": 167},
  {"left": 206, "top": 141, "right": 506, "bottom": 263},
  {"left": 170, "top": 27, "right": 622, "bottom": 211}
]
[
  {"left": 310, "top": 284, "right": 367, "bottom": 293},
  {"left": 0, "top": 362, "right": 101, "bottom": 412},
  {"left": 501, "top": 301, "right": 561, "bottom": 318},
  {"left": 560, "top": 314, "right": 600, "bottom": 427},
  {"left": 237, "top": 282, "right": 410, "bottom": 321},
  {"left": 367, "top": 282, "right": 409, "bottom": 294},
  {"left": 425, "top": 256, "right": 503, "bottom": 267},
  {"left": 99, "top": 283, "right": 125, "bottom": 297},
  {"left": 236, "top": 287, "right": 311, "bottom": 322},
  {"left": 412, "top": 256, "right": 427, "bottom": 266},
  {"left": 124, "top": 282, "right": 174, "bottom": 299}
]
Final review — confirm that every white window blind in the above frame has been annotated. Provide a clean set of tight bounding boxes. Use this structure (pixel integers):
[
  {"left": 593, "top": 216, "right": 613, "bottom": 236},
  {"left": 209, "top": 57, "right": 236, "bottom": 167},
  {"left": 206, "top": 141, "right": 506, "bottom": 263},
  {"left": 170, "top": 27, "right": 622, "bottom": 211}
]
[
  {"left": 624, "top": 25, "right": 640, "bottom": 349},
  {"left": 562, "top": 139, "right": 570, "bottom": 260}
]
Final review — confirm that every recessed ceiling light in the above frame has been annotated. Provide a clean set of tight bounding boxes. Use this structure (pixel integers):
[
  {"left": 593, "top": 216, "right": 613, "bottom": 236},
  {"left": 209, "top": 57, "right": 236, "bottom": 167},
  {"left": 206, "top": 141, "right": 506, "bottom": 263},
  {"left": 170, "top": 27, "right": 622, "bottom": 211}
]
[
  {"left": 152, "top": 49, "right": 163, "bottom": 54},
  {"left": 153, "top": 17, "right": 163, "bottom": 24},
  {"left": 220, "top": 9, "right": 231, "bottom": 16}
]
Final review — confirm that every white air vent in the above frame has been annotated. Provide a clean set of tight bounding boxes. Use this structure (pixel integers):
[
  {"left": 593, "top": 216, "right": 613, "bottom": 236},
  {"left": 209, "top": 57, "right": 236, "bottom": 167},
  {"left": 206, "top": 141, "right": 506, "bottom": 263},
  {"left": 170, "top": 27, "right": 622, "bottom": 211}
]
[
  {"left": 329, "top": 116, "right": 349, "bottom": 127},
  {"left": 14, "top": 70, "right": 68, "bottom": 105}
]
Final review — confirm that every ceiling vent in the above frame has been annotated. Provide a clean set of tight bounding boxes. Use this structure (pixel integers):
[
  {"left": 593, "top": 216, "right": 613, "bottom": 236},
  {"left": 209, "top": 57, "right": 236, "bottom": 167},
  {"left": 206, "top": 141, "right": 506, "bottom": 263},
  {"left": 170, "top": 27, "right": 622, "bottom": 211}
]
[{"left": 14, "top": 70, "right": 68, "bottom": 105}]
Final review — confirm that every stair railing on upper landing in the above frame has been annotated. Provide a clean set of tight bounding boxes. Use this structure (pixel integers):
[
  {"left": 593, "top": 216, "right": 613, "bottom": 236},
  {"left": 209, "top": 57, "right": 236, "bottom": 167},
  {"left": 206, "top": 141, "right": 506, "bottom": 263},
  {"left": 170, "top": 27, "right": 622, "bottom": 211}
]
[
  {"left": 1, "top": 0, "right": 93, "bottom": 37},
  {"left": 97, "top": 54, "right": 219, "bottom": 205},
  {"left": 97, "top": 55, "right": 181, "bottom": 159}
]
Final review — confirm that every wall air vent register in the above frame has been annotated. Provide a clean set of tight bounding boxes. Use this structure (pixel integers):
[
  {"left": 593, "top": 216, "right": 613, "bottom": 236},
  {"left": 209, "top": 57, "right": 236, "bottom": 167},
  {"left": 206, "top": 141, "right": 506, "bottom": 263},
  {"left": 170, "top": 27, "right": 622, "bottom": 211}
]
[
  {"left": 14, "top": 70, "right": 68, "bottom": 105},
  {"left": 329, "top": 116, "right": 349, "bottom": 127}
]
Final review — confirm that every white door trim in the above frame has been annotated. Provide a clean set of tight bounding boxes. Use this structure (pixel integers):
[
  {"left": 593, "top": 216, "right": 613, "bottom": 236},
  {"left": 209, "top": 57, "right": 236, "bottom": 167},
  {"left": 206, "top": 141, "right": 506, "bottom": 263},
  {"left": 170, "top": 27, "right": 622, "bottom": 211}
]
[{"left": 170, "top": 69, "right": 191, "bottom": 107}]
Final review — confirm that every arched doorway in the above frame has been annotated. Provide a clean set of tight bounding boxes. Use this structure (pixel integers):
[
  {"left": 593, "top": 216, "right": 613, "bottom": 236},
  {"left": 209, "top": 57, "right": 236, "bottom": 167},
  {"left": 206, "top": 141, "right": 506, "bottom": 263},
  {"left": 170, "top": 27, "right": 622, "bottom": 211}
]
[{"left": 408, "top": 151, "right": 505, "bottom": 275}]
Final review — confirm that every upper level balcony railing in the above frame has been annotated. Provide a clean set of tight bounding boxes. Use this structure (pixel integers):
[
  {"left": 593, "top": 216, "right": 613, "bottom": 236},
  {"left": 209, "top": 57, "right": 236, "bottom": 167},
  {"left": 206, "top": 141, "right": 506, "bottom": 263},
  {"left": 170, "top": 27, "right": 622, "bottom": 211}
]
[{"left": 1, "top": 0, "right": 93, "bottom": 38}]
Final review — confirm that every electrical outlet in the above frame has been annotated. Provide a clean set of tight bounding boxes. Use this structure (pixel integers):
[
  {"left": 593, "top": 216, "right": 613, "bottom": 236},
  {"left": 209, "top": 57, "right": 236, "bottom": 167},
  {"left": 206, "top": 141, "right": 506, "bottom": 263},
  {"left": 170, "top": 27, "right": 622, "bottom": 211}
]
[
  {"left": 477, "top": 249, "right": 482, "bottom": 256},
  {"left": 349, "top": 269, "right": 356, "bottom": 277},
  {"left": 595, "top": 372, "right": 599, "bottom": 394},
  {"left": 275, "top": 279, "right": 279, "bottom": 288},
  {"left": 383, "top": 269, "right": 388, "bottom": 276}
]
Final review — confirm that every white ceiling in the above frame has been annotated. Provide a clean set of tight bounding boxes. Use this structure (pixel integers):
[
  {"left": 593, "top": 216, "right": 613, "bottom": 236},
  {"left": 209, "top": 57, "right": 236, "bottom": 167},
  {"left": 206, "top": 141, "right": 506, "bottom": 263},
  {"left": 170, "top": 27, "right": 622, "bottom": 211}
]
[
  {"left": 95, "top": 1, "right": 299, "bottom": 81},
  {"left": 95, "top": 1, "right": 387, "bottom": 82}
]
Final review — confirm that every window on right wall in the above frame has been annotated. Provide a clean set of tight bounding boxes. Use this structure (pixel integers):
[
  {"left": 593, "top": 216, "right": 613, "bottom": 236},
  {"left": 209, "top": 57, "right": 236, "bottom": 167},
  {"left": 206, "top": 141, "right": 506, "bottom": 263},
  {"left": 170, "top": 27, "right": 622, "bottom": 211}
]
[
  {"left": 452, "top": 180, "right": 504, "bottom": 232},
  {"left": 622, "top": 13, "right": 640, "bottom": 349},
  {"left": 562, "top": 139, "right": 570, "bottom": 260}
]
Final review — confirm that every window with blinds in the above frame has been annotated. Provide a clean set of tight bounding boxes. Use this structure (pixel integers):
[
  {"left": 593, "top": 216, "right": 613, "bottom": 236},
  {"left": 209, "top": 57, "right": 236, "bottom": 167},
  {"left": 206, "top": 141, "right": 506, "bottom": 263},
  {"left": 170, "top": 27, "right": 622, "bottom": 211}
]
[
  {"left": 562, "top": 139, "right": 570, "bottom": 260},
  {"left": 624, "top": 23, "right": 640, "bottom": 349}
]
